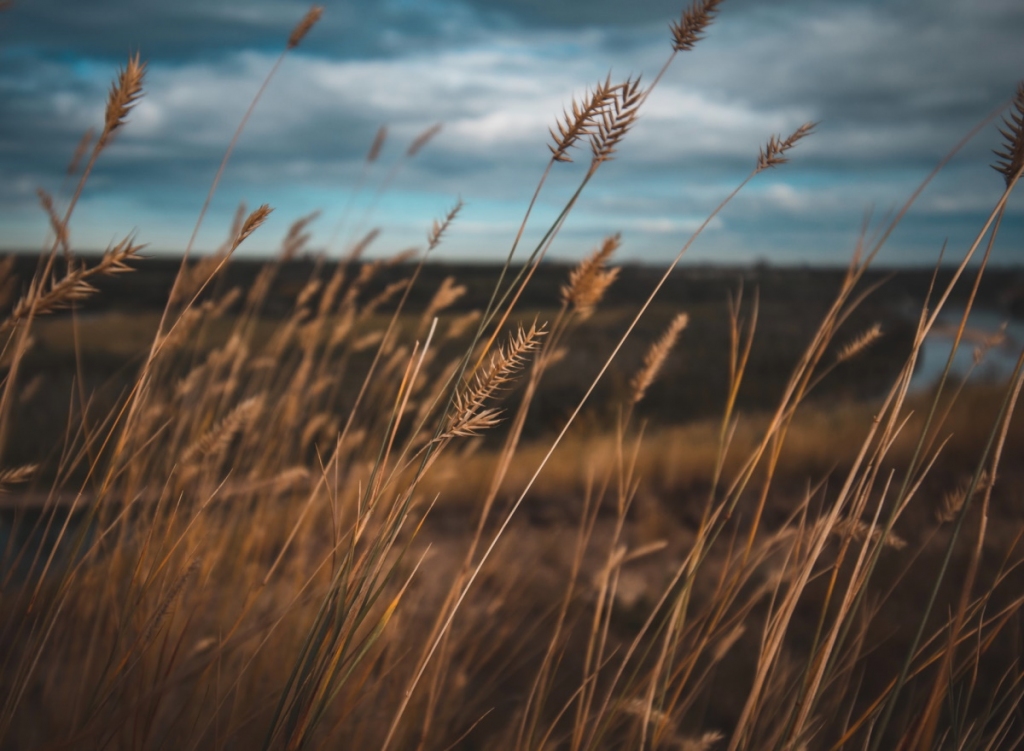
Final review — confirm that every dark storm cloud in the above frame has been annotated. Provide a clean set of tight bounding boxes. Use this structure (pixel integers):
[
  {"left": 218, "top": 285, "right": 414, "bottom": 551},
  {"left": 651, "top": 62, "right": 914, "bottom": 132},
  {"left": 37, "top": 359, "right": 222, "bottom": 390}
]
[{"left": 0, "top": 0, "right": 1021, "bottom": 261}]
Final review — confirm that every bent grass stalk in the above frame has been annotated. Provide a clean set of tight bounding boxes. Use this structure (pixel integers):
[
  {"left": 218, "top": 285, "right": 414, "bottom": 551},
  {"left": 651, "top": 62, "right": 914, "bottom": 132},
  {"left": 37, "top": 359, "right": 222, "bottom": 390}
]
[{"left": 381, "top": 121, "right": 812, "bottom": 747}]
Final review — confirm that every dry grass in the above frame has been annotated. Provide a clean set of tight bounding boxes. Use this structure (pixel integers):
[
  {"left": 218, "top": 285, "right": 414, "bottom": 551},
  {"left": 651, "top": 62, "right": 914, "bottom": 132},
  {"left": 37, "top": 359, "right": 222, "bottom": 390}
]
[{"left": 2, "top": 2, "right": 1024, "bottom": 750}]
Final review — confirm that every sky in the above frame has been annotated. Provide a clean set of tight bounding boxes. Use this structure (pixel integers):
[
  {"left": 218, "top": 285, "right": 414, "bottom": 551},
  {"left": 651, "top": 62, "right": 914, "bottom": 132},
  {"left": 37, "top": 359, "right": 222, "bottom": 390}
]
[{"left": 1, "top": 0, "right": 1022, "bottom": 266}]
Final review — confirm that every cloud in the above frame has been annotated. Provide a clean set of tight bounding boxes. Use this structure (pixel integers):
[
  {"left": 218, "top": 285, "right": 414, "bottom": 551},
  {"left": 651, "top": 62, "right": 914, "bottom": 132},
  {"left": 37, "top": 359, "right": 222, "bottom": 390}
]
[{"left": 0, "top": 0, "right": 1021, "bottom": 264}]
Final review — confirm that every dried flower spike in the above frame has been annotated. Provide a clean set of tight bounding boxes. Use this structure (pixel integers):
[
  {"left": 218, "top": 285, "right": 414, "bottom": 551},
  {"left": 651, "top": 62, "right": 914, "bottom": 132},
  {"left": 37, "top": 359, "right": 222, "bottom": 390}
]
[
  {"left": 549, "top": 74, "right": 616, "bottom": 163},
  {"left": 562, "top": 234, "right": 621, "bottom": 320},
  {"left": 0, "top": 464, "right": 37, "bottom": 492},
  {"left": 367, "top": 125, "right": 388, "bottom": 163},
  {"left": 631, "top": 313, "right": 688, "bottom": 404},
  {"left": 447, "top": 323, "right": 546, "bottom": 437},
  {"left": 428, "top": 199, "right": 463, "bottom": 251},
  {"left": 590, "top": 77, "right": 645, "bottom": 166},
  {"left": 992, "top": 82, "right": 1024, "bottom": 187},
  {"left": 101, "top": 53, "right": 146, "bottom": 146},
  {"left": 757, "top": 121, "right": 816, "bottom": 171},
  {"left": 938, "top": 470, "right": 991, "bottom": 524},
  {"left": 408, "top": 123, "right": 443, "bottom": 157},
  {"left": 234, "top": 204, "right": 274, "bottom": 250},
  {"left": 671, "top": 0, "right": 724, "bottom": 52},
  {"left": 288, "top": 6, "right": 324, "bottom": 49},
  {"left": 836, "top": 323, "right": 883, "bottom": 363}
]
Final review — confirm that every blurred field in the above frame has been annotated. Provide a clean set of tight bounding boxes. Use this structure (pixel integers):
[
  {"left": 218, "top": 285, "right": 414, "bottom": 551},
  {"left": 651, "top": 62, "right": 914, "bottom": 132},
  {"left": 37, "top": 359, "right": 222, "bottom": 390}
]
[
  {"left": 3, "top": 252, "right": 1024, "bottom": 750},
  {"left": 8, "top": 258, "right": 1020, "bottom": 475}
]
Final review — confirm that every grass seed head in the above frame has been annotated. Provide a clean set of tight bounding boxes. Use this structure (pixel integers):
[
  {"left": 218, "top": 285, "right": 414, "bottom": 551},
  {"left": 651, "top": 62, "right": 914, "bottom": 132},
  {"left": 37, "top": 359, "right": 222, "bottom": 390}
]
[
  {"left": 101, "top": 53, "right": 146, "bottom": 146},
  {"left": 836, "top": 323, "right": 883, "bottom": 363},
  {"left": 447, "top": 323, "right": 546, "bottom": 437},
  {"left": 562, "top": 233, "right": 621, "bottom": 319},
  {"left": 408, "top": 122, "right": 443, "bottom": 157},
  {"left": 428, "top": 199, "right": 463, "bottom": 251},
  {"left": 992, "top": 82, "right": 1024, "bottom": 187},
  {"left": 0, "top": 464, "right": 37, "bottom": 492},
  {"left": 631, "top": 313, "right": 689, "bottom": 405},
  {"left": 549, "top": 74, "right": 617, "bottom": 163},
  {"left": 671, "top": 0, "right": 724, "bottom": 52},
  {"left": 287, "top": 5, "right": 324, "bottom": 49},
  {"left": 757, "top": 121, "right": 816, "bottom": 171},
  {"left": 590, "top": 77, "right": 645, "bottom": 166},
  {"left": 235, "top": 204, "right": 274, "bottom": 249},
  {"left": 367, "top": 125, "right": 388, "bottom": 163}
]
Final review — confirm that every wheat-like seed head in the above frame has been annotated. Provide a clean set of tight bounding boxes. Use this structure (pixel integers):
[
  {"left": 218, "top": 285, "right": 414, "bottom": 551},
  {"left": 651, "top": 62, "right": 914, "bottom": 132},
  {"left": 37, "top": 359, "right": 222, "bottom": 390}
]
[
  {"left": 318, "top": 267, "right": 347, "bottom": 317},
  {"left": 757, "top": 122, "right": 816, "bottom": 172},
  {"left": 562, "top": 233, "right": 621, "bottom": 320},
  {"left": 234, "top": 204, "right": 273, "bottom": 250},
  {"left": 386, "top": 247, "right": 419, "bottom": 265},
  {"left": 300, "top": 413, "right": 334, "bottom": 452},
  {"left": 4, "top": 236, "right": 143, "bottom": 330},
  {"left": 676, "top": 732, "right": 726, "bottom": 751},
  {"left": 447, "top": 323, "right": 546, "bottom": 437},
  {"left": 287, "top": 5, "right": 324, "bottom": 49},
  {"left": 832, "top": 518, "right": 906, "bottom": 550},
  {"left": 279, "top": 210, "right": 320, "bottom": 261},
  {"left": 346, "top": 228, "right": 382, "bottom": 262},
  {"left": 182, "top": 396, "right": 265, "bottom": 464},
  {"left": 446, "top": 310, "right": 481, "bottom": 340},
  {"left": 407, "top": 123, "right": 443, "bottom": 157},
  {"left": 367, "top": 125, "right": 388, "bottom": 163},
  {"left": 590, "top": 77, "right": 645, "bottom": 166},
  {"left": 98, "top": 235, "right": 144, "bottom": 274},
  {"left": 101, "top": 53, "right": 145, "bottom": 146},
  {"left": 617, "top": 697, "right": 676, "bottom": 736},
  {"left": 352, "top": 330, "right": 385, "bottom": 352},
  {"left": 212, "top": 287, "right": 241, "bottom": 318},
  {"left": 295, "top": 279, "right": 322, "bottom": 312},
  {"left": 938, "top": 470, "right": 991, "bottom": 524},
  {"left": 670, "top": 0, "right": 724, "bottom": 52},
  {"left": 992, "top": 82, "right": 1024, "bottom": 187},
  {"left": 424, "top": 276, "right": 467, "bottom": 321},
  {"left": 0, "top": 464, "right": 37, "bottom": 492},
  {"left": 630, "top": 313, "right": 688, "bottom": 405},
  {"left": 361, "top": 279, "right": 409, "bottom": 319},
  {"left": 836, "top": 323, "right": 883, "bottom": 363},
  {"left": 549, "top": 74, "right": 617, "bottom": 163},
  {"left": 428, "top": 199, "right": 463, "bottom": 251}
]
